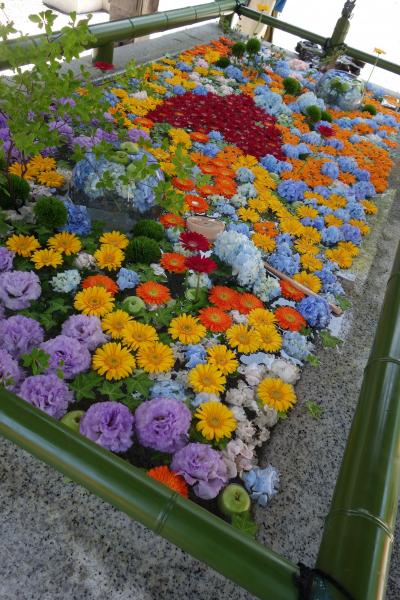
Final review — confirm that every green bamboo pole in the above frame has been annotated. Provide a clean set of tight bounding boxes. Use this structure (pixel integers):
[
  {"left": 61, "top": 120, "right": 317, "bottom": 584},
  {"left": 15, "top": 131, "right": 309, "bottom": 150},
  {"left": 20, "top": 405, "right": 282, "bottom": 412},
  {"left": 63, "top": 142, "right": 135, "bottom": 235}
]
[
  {"left": 0, "top": 388, "right": 298, "bottom": 600},
  {"left": 315, "top": 241, "right": 400, "bottom": 600}
]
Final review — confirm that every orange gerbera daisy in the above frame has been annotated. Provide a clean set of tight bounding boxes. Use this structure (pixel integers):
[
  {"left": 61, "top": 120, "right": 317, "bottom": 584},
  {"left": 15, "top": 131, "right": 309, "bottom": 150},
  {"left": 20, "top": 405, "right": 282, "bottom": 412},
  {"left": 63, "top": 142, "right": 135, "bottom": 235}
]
[
  {"left": 198, "top": 306, "right": 233, "bottom": 332},
  {"left": 236, "top": 293, "right": 264, "bottom": 314},
  {"left": 134, "top": 117, "right": 154, "bottom": 128},
  {"left": 160, "top": 252, "right": 187, "bottom": 273},
  {"left": 136, "top": 281, "right": 171, "bottom": 305},
  {"left": 82, "top": 274, "right": 118, "bottom": 296},
  {"left": 275, "top": 306, "right": 306, "bottom": 332},
  {"left": 172, "top": 177, "right": 195, "bottom": 191},
  {"left": 190, "top": 132, "right": 209, "bottom": 143},
  {"left": 209, "top": 285, "right": 239, "bottom": 311},
  {"left": 159, "top": 213, "right": 186, "bottom": 229},
  {"left": 197, "top": 184, "right": 216, "bottom": 197},
  {"left": 253, "top": 221, "right": 278, "bottom": 237},
  {"left": 184, "top": 194, "right": 209, "bottom": 213},
  {"left": 147, "top": 466, "right": 189, "bottom": 498},
  {"left": 280, "top": 280, "right": 305, "bottom": 302}
]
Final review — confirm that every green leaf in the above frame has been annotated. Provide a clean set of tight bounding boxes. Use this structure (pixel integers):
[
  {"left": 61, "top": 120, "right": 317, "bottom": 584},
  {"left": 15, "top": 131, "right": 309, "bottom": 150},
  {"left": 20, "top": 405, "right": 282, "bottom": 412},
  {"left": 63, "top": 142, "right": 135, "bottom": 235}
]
[
  {"left": 99, "top": 380, "right": 125, "bottom": 402},
  {"left": 320, "top": 330, "right": 342, "bottom": 348},
  {"left": 305, "top": 400, "right": 324, "bottom": 420},
  {"left": 277, "top": 411, "right": 288, "bottom": 420},
  {"left": 69, "top": 372, "right": 103, "bottom": 401},
  {"left": 231, "top": 512, "right": 258, "bottom": 538},
  {"left": 21, "top": 348, "right": 50, "bottom": 375},
  {"left": 125, "top": 372, "right": 153, "bottom": 399},
  {"left": 306, "top": 354, "right": 320, "bottom": 367},
  {"left": 336, "top": 296, "right": 352, "bottom": 311}
]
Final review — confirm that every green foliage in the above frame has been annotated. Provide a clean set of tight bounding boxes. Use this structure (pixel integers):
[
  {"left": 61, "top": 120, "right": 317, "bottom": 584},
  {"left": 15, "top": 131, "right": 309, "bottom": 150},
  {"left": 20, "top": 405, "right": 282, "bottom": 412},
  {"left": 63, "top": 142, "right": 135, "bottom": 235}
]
[
  {"left": 231, "top": 42, "right": 246, "bottom": 58},
  {"left": 320, "top": 110, "right": 333, "bottom": 122},
  {"left": 231, "top": 512, "right": 258, "bottom": 538},
  {"left": 246, "top": 37, "right": 261, "bottom": 55},
  {"left": 306, "top": 105, "right": 322, "bottom": 123},
  {"left": 306, "top": 354, "right": 320, "bottom": 367},
  {"left": 215, "top": 56, "right": 230, "bottom": 68},
  {"left": 69, "top": 372, "right": 103, "bottom": 401},
  {"left": 305, "top": 400, "right": 324, "bottom": 420},
  {"left": 34, "top": 196, "right": 68, "bottom": 230},
  {"left": 125, "top": 236, "right": 161, "bottom": 265},
  {"left": 320, "top": 330, "right": 342, "bottom": 348},
  {"left": 0, "top": 174, "right": 30, "bottom": 209},
  {"left": 283, "top": 77, "right": 301, "bottom": 96},
  {"left": 362, "top": 103, "right": 377, "bottom": 115},
  {"left": 336, "top": 296, "right": 352, "bottom": 311},
  {"left": 21, "top": 348, "right": 50, "bottom": 375},
  {"left": 330, "top": 78, "right": 349, "bottom": 94},
  {"left": 154, "top": 180, "right": 185, "bottom": 215},
  {"left": 132, "top": 219, "right": 164, "bottom": 241}
]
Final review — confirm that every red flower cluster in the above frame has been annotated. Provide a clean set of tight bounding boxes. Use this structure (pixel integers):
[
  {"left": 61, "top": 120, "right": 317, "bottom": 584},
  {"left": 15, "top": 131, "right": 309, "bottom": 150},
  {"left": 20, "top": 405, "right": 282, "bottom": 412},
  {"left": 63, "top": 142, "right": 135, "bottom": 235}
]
[
  {"left": 147, "top": 93, "right": 284, "bottom": 159},
  {"left": 186, "top": 255, "right": 217, "bottom": 274},
  {"left": 93, "top": 61, "right": 114, "bottom": 71},
  {"left": 317, "top": 124, "right": 334, "bottom": 138},
  {"left": 180, "top": 231, "right": 210, "bottom": 252}
]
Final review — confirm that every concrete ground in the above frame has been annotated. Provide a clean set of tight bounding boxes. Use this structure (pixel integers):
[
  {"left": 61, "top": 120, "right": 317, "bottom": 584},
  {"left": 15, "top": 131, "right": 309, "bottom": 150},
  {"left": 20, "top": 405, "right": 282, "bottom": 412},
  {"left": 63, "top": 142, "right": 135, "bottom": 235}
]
[{"left": 1, "top": 19, "right": 400, "bottom": 600}]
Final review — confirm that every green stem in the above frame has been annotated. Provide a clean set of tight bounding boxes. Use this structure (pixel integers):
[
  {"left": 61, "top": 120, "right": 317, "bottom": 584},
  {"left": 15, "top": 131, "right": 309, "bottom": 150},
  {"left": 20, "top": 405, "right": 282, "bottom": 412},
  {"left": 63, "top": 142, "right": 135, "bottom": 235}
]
[{"left": 195, "top": 273, "right": 201, "bottom": 302}]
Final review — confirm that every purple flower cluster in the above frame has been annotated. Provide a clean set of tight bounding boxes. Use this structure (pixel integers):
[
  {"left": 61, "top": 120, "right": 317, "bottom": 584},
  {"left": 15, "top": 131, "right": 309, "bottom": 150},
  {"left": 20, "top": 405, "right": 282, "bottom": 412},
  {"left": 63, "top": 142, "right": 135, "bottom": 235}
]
[
  {"left": 0, "top": 315, "right": 44, "bottom": 358},
  {"left": 19, "top": 374, "right": 74, "bottom": 419},
  {"left": 61, "top": 314, "right": 107, "bottom": 351},
  {"left": 80, "top": 401, "right": 134, "bottom": 453},
  {"left": 0, "top": 349, "right": 24, "bottom": 391},
  {"left": 134, "top": 397, "right": 191, "bottom": 453},
  {"left": 0, "top": 247, "right": 14, "bottom": 272},
  {"left": 171, "top": 442, "right": 228, "bottom": 499},
  {"left": 40, "top": 335, "right": 91, "bottom": 379},
  {"left": 0, "top": 270, "right": 41, "bottom": 310}
]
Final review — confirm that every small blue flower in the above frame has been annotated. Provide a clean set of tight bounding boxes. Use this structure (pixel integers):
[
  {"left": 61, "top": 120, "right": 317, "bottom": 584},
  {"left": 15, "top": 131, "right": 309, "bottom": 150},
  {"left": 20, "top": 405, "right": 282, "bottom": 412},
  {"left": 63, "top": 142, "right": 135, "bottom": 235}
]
[
  {"left": 116, "top": 268, "right": 140, "bottom": 291},
  {"left": 184, "top": 344, "right": 206, "bottom": 369},
  {"left": 242, "top": 466, "right": 280, "bottom": 507},
  {"left": 297, "top": 296, "right": 331, "bottom": 329}
]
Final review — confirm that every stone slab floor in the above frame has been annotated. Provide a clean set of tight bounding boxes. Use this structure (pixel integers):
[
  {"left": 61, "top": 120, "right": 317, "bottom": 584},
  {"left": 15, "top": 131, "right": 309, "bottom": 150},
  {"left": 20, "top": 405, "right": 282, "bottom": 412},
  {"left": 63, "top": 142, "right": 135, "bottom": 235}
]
[{"left": 1, "top": 22, "right": 400, "bottom": 600}]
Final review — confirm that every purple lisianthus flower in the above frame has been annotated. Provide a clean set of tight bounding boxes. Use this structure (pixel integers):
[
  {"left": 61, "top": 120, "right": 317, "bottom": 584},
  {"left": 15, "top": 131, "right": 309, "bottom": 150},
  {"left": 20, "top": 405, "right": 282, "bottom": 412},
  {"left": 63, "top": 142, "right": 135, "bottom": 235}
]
[
  {"left": 61, "top": 314, "right": 107, "bottom": 351},
  {"left": 0, "top": 349, "right": 25, "bottom": 391},
  {"left": 171, "top": 442, "right": 228, "bottom": 500},
  {"left": 0, "top": 247, "right": 14, "bottom": 272},
  {"left": 80, "top": 401, "right": 134, "bottom": 453},
  {"left": 19, "top": 374, "right": 74, "bottom": 419},
  {"left": 0, "top": 315, "right": 44, "bottom": 358},
  {"left": 134, "top": 397, "right": 191, "bottom": 453},
  {"left": 0, "top": 270, "right": 41, "bottom": 310},
  {"left": 40, "top": 335, "right": 91, "bottom": 379},
  {"left": 297, "top": 296, "right": 331, "bottom": 329}
]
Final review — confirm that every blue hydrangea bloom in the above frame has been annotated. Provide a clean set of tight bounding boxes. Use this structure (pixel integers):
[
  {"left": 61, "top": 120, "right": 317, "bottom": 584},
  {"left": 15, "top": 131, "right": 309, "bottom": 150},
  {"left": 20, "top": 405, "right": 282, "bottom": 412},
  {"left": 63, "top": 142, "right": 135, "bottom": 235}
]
[
  {"left": 277, "top": 179, "right": 309, "bottom": 203},
  {"left": 321, "top": 226, "right": 343, "bottom": 246},
  {"left": 282, "top": 331, "right": 314, "bottom": 361},
  {"left": 315, "top": 267, "right": 344, "bottom": 296},
  {"left": 208, "top": 130, "right": 223, "bottom": 141},
  {"left": 297, "top": 296, "right": 331, "bottom": 329},
  {"left": 321, "top": 162, "right": 339, "bottom": 179},
  {"left": 235, "top": 167, "right": 255, "bottom": 184},
  {"left": 151, "top": 380, "right": 187, "bottom": 402},
  {"left": 61, "top": 199, "right": 91, "bottom": 235},
  {"left": 340, "top": 223, "right": 362, "bottom": 246},
  {"left": 224, "top": 65, "right": 248, "bottom": 83},
  {"left": 172, "top": 85, "right": 186, "bottom": 95},
  {"left": 116, "top": 268, "right": 140, "bottom": 291},
  {"left": 242, "top": 466, "right": 280, "bottom": 507},
  {"left": 185, "top": 344, "right": 207, "bottom": 369},
  {"left": 227, "top": 222, "right": 251, "bottom": 237}
]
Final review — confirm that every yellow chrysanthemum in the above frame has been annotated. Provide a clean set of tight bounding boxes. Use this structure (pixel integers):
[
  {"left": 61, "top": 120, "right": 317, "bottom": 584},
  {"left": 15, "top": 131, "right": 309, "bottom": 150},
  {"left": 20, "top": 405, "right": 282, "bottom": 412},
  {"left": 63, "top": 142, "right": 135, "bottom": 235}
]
[
  {"left": 361, "top": 200, "right": 378, "bottom": 215},
  {"left": 136, "top": 342, "right": 175, "bottom": 373},
  {"left": 27, "top": 155, "right": 56, "bottom": 173},
  {"left": 349, "top": 219, "right": 370, "bottom": 235},
  {"left": 74, "top": 286, "right": 115, "bottom": 317},
  {"left": 296, "top": 205, "right": 318, "bottom": 219},
  {"left": 300, "top": 253, "right": 323, "bottom": 272},
  {"left": 325, "top": 247, "right": 353, "bottom": 269},
  {"left": 99, "top": 231, "right": 129, "bottom": 249},
  {"left": 248, "top": 197, "right": 269, "bottom": 212},
  {"left": 122, "top": 321, "right": 158, "bottom": 350},
  {"left": 237, "top": 207, "right": 260, "bottom": 223},
  {"left": 31, "top": 248, "right": 63, "bottom": 269},
  {"left": 169, "top": 128, "right": 192, "bottom": 148},
  {"left": 94, "top": 244, "right": 124, "bottom": 271},
  {"left": 279, "top": 218, "right": 305, "bottom": 237},
  {"left": 207, "top": 345, "right": 238, "bottom": 375},
  {"left": 226, "top": 324, "right": 262, "bottom": 354},
  {"left": 36, "top": 171, "right": 65, "bottom": 187},
  {"left": 101, "top": 310, "right": 132, "bottom": 339},
  {"left": 337, "top": 241, "right": 360, "bottom": 257},
  {"left": 252, "top": 233, "right": 276, "bottom": 253},
  {"left": 188, "top": 363, "right": 226, "bottom": 394},
  {"left": 254, "top": 324, "right": 282, "bottom": 353},
  {"left": 47, "top": 232, "right": 81, "bottom": 256},
  {"left": 257, "top": 377, "right": 296, "bottom": 412},
  {"left": 92, "top": 342, "right": 136, "bottom": 381},
  {"left": 324, "top": 214, "right": 343, "bottom": 228},
  {"left": 195, "top": 401, "right": 236, "bottom": 441},
  {"left": 326, "top": 194, "right": 347, "bottom": 210},
  {"left": 301, "top": 226, "right": 321, "bottom": 243},
  {"left": 294, "top": 239, "right": 319, "bottom": 255},
  {"left": 293, "top": 272, "right": 322, "bottom": 293},
  {"left": 247, "top": 308, "right": 277, "bottom": 328},
  {"left": 168, "top": 314, "right": 206, "bottom": 345},
  {"left": 6, "top": 234, "right": 40, "bottom": 257}
]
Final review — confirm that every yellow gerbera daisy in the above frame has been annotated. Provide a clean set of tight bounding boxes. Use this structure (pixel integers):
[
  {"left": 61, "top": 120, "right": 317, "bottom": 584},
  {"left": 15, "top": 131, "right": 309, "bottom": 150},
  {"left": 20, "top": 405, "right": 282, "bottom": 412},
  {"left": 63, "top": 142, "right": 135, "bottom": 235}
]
[
  {"left": 294, "top": 239, "right": 319, "bottom": 255},
  {"left": 324, "top": 214, "right": 343, "bottom": 228},
  {"left": 101, "top": 310, "right": 132, "bottom": 339},
  {"left": 188, "top": 363, "right": 226, "bottom": 394},
  {"left": 31, "top": 248, "right": 63, "bottom": 269},
  {"left": 361, "top": 200, "right": 378, "bottom": 215},
  {"left": 237, "top": 207, "right": 260, "bottom": 223},
  {"left": 94, "top": 244, "right": 124, "bottom": 271},
  {"left": 293, "top": 272, "right": 322, "bottom": 294},
  {"left": 136, "top": 342, "right": 175, "bottom": 373},
  {"left": 6, "top": 234, "right": 40, "bottom": 257},
  {"left": 47, "top": 232, "right": 81, "bottom": 256},
  {"left": 301, "top": 226, "right": 321, "bottom": 244},
  {"left": 122, "top": 321, "right": 158, "bottom": 350},
  {"left": 247, "top": 307, "right": 277, "bottom": 328},
  {"left": 300, "top": 253, "right": 323, "bottom": 272},
  {"left": 37, "top": 171, "right": 65, "bottom": 187},
  {"left": 195, "top": 401, "right": 236, "bottom": 441},
  {"left": 226, "top": 323, "right": 262, "bottom": 354},
  {"left": 74, "top": 286, "right": 115, "bottom": 317},
  {"left": 251, "top": 233, "right": 276, "bottom": 253},
  {"left": 27, "top": 155, "right": 56, "bottom": 172},
  {"left": 92, "top": 342, "right": 136, "bottom": 381},
  {"left": 207, "top": 345, "right": 238, "bottom": 375},
  {"left": 296, "top": 205, "right": 318, "bottom": 219},
  {"left": 337, "top": 241, "right": 360, "bottom": 257},
  {"left": 254, "top": 324, "right": 282, "bottom": 353},
  {"left": 257, "top": 377, "right": 296, "bottom": 412},
  {"left": 99, "top": 231, "right": 129, "bottom": 249},
  {"left": 325, "top": 247, "right": 353, "bottom": 269},
  {"left": 279, "top": 218, "right": 305, "bottom": 237},
  {"left": 168, "top": 314, "right": 206, "bottom": 345},
  {"left": 349, "top": 219, "right": 370, "bottom": 235}
]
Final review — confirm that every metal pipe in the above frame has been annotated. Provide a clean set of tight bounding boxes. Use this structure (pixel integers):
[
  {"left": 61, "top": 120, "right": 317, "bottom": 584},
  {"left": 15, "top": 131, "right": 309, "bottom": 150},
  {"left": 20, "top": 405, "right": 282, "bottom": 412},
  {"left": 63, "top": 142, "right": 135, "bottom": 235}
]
[
  {"left": 315, "top": 241, "right": 400, "bottom": 600},
  {"left": 0, "top": 389, "right": 299, "bottom": 600}
]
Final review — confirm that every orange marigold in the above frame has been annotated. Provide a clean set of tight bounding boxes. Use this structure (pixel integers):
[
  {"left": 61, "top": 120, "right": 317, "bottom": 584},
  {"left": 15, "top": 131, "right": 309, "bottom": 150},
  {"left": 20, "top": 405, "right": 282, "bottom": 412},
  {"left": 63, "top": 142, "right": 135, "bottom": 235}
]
[
  {"left": 198, "top": 306, "right": 233, "bottom": 332},
  {"left": 136, "top": 281, "right": 171, "bottom": 305},
  {"left": 147, "top": 466, "right": 189, "bottom": 498},
  {"left": 82, "top": 274, "right": 118, "bottom": 296},
  {"left": 275, "top": 306, "right": 306, "bottom": 332},
  {"left": 160, "top": 252, "right": 187, "bottom": 273}
]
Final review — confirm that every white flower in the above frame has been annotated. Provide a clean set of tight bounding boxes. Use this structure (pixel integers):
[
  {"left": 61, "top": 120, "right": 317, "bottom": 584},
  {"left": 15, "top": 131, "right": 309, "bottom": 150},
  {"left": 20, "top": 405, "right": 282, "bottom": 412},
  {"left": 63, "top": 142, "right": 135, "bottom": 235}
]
[
  {"left": 222, "top": 439, "right": 256, "bottom": 478},
  {"left": 131, "top": 91, "right": 147, "bottom": 99},
  {"left": 236, "top": 420, "right": 257, "bottom": 444},
  {"left": 229, "top": 405, "right": 247, "bottom": 422},
  {"left": 230, "top": 310, "right": 248, "bottom": 324},
  {"left": 191, "top": 392, "right": 220, "bottom": 407},
  {"left": 150, "top": 263, "right": 165, "bottom": 276},
  {"left": 187, "top": 272, "right": 212, "bottom": 289},
  {"left": 50, "top": 269, "right": 81, "bottom": 293},
  {"left": 269, "top": 358, "right": 301, "bottom": 385},
  {"left": 226, "top": 380, "right": 255, "bottom": 408},
  {"left": 73, "top": 251, "right": 96, "bottom": 269},
  {"left": 238, "top": 363, "right": 267, "bottom": 387}
]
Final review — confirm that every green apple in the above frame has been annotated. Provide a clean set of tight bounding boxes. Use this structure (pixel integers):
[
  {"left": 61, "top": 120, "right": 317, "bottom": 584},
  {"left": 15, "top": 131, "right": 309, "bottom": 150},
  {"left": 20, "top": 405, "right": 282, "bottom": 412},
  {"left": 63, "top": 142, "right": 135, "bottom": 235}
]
[
  {"left": 111, "top": 150, "right": 130, "bottom": 165},
  {"left": 61, "top": 410, "right": 85, "bottom": 432},
  {"left": 122, "top": 295, "right": 146, "bottom": 315},
  {"left": 120, "top": 141, "right": 139, "bottom": 154},
  {"left": 218, "top": 484, "right": 251, "bottom": 518}
]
